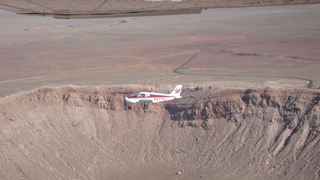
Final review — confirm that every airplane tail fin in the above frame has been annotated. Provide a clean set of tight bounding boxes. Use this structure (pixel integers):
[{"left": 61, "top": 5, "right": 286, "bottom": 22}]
[{"left": 170, "top": 85, "right": 182, "bottom": 97}]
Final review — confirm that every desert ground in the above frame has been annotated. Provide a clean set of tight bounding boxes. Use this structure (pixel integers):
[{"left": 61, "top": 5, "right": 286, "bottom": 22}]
[
  {"left": 0, "top": 4, "right": 319, "bottom": 180},
  {"left": 0, "top": 85, "right": 319, "bottom": 180},
  {"left": 0, "top": 4, "right": 319, "bottom": 97}
]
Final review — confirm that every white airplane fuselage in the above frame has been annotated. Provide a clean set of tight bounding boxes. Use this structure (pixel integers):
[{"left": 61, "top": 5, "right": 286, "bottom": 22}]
[
  {"left": 125, "top": 85, "right": 182, "bottom": 104},
  {"left": 125, "top": 92, "right": 182, "bottom": 104}
]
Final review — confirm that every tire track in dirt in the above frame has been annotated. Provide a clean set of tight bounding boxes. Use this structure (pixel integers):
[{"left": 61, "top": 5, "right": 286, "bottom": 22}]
[
  {"left": 173, "top": 49, "right": 314, "bottom": 89},
  {"left": 0, "top": 65, "right": 111, "bottom": 85}
]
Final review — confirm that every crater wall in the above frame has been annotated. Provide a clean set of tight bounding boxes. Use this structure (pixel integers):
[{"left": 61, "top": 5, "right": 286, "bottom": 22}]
[{"left": 0, "top": 85, "right": 319, "bottom": 180}]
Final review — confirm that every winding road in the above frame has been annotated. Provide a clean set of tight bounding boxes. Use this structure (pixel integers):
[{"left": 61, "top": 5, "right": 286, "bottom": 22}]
[{"left": 173, "top": 50, "right": 314, "bottom": 89}]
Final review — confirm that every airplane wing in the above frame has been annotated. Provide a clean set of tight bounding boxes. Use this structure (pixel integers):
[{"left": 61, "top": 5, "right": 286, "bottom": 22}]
[{"left": 1, "top": 0, "right": 320, "bottom": 19}]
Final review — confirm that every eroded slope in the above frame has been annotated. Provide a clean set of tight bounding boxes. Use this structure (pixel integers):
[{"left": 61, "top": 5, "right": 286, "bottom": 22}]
[{"left": 0, "top": 85, "right": 319, "bottom": 180}]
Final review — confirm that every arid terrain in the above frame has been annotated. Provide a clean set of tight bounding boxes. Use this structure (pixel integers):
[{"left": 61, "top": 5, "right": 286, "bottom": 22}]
[
  {"left": 0, "top": 4, "right": 320, "bottom": 180},
  {"left": 0, "top": 84, "right": 319, "bottom": 179},
  {"left": 0, "top": 5, "right": 320, "bottom": 97}
]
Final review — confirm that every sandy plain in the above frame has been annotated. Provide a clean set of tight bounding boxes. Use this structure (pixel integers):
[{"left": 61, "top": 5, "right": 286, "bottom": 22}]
[
  {"left": 0, "top": 4, "right": 320, "bottom": 180},
  {"left": 0, "top": 4, "right": 320, "bottom": 97}
]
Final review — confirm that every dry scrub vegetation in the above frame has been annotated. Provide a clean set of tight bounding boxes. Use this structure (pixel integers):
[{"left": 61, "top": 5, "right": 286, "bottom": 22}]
[{"left": 0, "top": 85, "right": 319, "bottom": 180}]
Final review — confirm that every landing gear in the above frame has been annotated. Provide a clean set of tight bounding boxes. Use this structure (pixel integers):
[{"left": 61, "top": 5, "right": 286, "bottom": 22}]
[
  {"left": 124, "top": 96, "right": 149, "bottom": 110},
  {"left": 143, "top": 103, "right": 149, "bottom": 109},
  {"left": 124, "top": 96, "right": 132, "bottom": 110}
]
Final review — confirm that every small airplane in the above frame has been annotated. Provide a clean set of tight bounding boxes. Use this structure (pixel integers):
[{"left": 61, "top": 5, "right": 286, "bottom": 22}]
[{"left": 125, "top": 85, "right": 182, "bottom": 109}]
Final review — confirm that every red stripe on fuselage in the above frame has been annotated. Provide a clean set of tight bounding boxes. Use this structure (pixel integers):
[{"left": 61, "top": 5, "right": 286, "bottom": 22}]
[
  {"left": 127, "top": 96, "right": 138, "bottom": 98},
  {"left": 150, "top": 94, "right": 174, "bottom": 98},
  {"left": 126, "top": 94, "right": 174, "bottom": 99}
]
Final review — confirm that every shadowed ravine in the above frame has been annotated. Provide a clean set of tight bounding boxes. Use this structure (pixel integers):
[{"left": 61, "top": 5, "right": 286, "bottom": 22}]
[{"left": 0, "top": 85, "right": 319, "bottom": 180}]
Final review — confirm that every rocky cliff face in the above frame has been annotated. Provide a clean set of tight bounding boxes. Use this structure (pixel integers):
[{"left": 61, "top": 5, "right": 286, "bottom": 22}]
[
  {"left": 166, "top": 88, "right": 320, "bottom": 130},
  {"left": 0, "top": 85, "right": 319, "bottom": 180}
]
